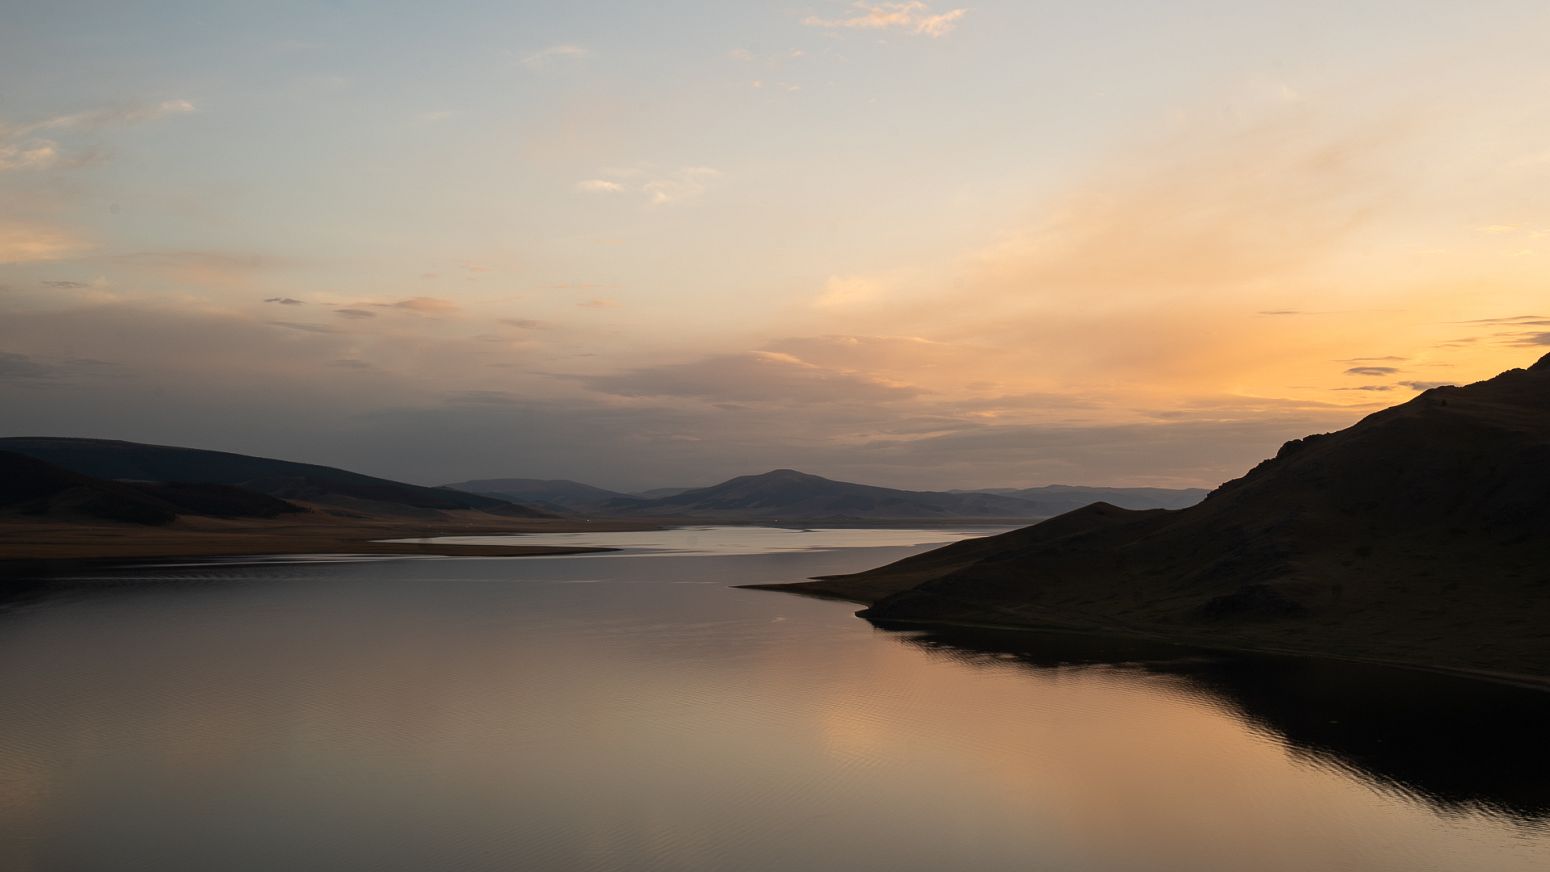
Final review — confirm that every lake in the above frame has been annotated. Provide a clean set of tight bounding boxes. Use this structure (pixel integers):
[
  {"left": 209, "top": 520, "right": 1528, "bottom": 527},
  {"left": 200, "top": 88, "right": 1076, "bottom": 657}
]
[{"left": 2, "top": 526, "right": 1548, "bottom": 871}]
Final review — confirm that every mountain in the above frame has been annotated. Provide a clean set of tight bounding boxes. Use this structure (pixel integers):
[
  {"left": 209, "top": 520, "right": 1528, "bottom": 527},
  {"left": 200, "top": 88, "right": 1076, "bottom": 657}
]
[
  {"left": 0, "top": 450, "right": 302, "bottom": 526},
  {"left": 441, "top": 478, "right": 632, "bottom": 513},
  {"left": 778, "top": 353, "right": 1550, "bottom": 680},
  {"left": 955, "top": 485, "right": 1208, "bottom": 511},
  {"left": 442, "top": 474, "right": 1207, "bottom": 519},
  {"left": 597, "top": 468, "right": 1058, "bottom": 521},
  {"left": 0, "top": 437, "right": 553, "bottom": 519},
  {"left": 633, "top": 487, "right": 695, "bottom": 500}
]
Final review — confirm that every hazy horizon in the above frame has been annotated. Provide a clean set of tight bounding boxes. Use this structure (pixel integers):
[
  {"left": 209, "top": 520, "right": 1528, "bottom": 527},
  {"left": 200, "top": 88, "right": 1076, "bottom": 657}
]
[{"left": 5, "top": 2, "right": 1550, "bottom": 490}]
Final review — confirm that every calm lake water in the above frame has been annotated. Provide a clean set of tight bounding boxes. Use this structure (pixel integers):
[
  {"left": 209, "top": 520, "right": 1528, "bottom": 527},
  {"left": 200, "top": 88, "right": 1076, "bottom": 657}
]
[{"left": 3, "top": 526, "right": 1549, "bottom": 871}]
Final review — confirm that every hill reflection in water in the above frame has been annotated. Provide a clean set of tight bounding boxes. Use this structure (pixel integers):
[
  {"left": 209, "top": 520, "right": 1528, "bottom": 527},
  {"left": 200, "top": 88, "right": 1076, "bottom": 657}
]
[{"left": 877, "top": 621, "right": 1550, "bottom": 822}]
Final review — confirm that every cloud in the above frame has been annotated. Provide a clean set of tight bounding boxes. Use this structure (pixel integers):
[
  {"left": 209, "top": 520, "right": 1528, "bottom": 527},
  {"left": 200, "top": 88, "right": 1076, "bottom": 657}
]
[
  {"left": 42, "top": 280, "right": 91, "bottom": 289},
  {"left": 380, "top": 296, "right": 458, "bottom": 314},
  {"left": 0, "top": 221, "right": 90, "bottom": 264},
  {"left": 520, "top": 44, "right": 591, "bottom": 70},
  {"left": 801, "top": 2, "right": 967, "bottom": 38},
  {"left": 268, "top": 321, "right": 341, "bottom": 334},
  {"left": 577, "top": 298, "right": 617, "bottom": 309},
  {"left": 576, "top": 166, "right": 722, "bottom": 205},
  {"left": 0, "top": 140, "right": 60, "bottom": 173},
  {"left": 105, "top": 250, "right": 287, "bottom": 287},
  {"left": 1399, "top": 380, "right": 1453, "bottom": 390},
  {"left": 264, "top": 297, "right": 306, "bottom": 305},
  {"left": 0, "top": 350, "right": 54, "bottom": 380},
  {"left": 0, "top": 349, "right": 117, "bottom": 383},
  {"left": 334, "top": 308, "right": 376, "bottom": 319},
  {"left": 642, "top": 167, "right": 721, "bottom": 205},
  {"left": 501, "top": 318, "right": 544, "bottom": 329},
  {"left": 1457, "top": 314, "right": 1550, "bottom": 326},
  {"left": 5, "top": 99, "right": 196, "bottom": 137},
  {"left": 0, "top": 100, "right": 195, "bottom": 173},
  {"left": 580, "top": 350, "right": 922, "bottom": 404},
  {"left": 815, "top": 275, "right": 887, "bottom": 308},
  {"left": 1344, "top": 366, "right": 1400, "bottom": 376}
]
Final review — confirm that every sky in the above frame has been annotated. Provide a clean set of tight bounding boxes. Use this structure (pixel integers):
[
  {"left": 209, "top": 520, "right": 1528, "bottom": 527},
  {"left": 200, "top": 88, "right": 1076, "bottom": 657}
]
[{"left": 3, "top": 1, "right": 1550, "bottom": 491}]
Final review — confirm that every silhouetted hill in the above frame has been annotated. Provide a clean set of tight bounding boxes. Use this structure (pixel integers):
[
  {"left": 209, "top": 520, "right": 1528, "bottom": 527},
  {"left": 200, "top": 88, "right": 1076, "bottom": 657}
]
[
  {"left": 442, "top": 478, "right": 631, "bottom": 513},
  {"left": 0, "top": 438, "right": 553, "bottom": 518},
  {"left": 599, "top": 468, "right": 1054, "bottom": 521},
  {"left": 955, "top": 484, "right": 1208, "bottom": 511},
  {"left": 633, "top": 487, "right": 694, "bottom": 500},
  {"left": 785, "top": 353, "right": 1550, "bottom": 679},
  {"left": 0, "top": 451, "right": 302, "bottom": 525},
  {"left": 444, "top": 474, "right": 1207, "bottom": 520}
]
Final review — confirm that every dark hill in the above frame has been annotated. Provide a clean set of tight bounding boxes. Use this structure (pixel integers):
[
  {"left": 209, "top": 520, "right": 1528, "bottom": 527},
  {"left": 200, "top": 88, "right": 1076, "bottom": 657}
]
[
  {"left": 442, "top": 478, "right": 631, "bottom": 513},
  {"left": 600, "top": 469, "right": 1052, "bottom": 521},
  {"left": 0, "top": 437, "right": 552, "bottom": 518},
  {"left": 0, "top": 451, "right": 302, "bottom": 525},
  {"left": 783, "top": 353, "right": 1550, "bottom": 680},
  {"left": 956, "top": 484, "right": 1209, "bottom": 511}
]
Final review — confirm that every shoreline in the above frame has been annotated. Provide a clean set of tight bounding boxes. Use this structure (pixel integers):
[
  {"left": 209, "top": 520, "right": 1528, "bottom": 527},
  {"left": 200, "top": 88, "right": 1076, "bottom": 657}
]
[
  {"left": 742, "top": 582, "right": 1550, "bottom": 693},
  {"left": 0, "top": 514, "right": 660, "bottom": 576}
]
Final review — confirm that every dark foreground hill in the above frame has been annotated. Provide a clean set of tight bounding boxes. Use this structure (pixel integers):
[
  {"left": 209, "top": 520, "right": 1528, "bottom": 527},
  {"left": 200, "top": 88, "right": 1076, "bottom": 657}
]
[
  {"left": 0, "top": 451, "right": 302, "bottom": 525},
  {"left": 0, "top": 437, "right": 552, "bottom": 519},
  {"left": 768, "top": 353, "right": 1550, "bottom": 681},
  {"left": 597, "top": 469, "right": 1055, "bottom": 521}
]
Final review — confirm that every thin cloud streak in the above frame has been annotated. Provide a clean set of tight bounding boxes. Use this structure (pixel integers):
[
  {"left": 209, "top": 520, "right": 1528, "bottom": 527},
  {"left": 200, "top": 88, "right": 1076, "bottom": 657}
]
[{"left": 802, "top": 2, "right": 967, "bottom": 38}]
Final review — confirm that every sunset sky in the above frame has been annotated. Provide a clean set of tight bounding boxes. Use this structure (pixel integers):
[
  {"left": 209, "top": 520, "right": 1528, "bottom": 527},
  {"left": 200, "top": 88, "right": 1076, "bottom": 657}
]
[{"left": 3, "top": 1, "right": 1549, "bottom": 490}]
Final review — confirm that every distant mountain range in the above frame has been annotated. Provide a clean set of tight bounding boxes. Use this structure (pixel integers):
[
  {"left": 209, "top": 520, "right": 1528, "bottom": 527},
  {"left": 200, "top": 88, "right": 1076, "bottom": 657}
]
[
  {"left": 781, "top": 352, "right": 1550, "bottom": 680},
  {"left": 951, "top": 485, "right": 1208, "bottom": 511},
  {"left": 0, "top": 437, "right": 553, "bottom": 519},
  {"left": 447, "top": 469, "right": 1207, "bottom": 522},
  {"left": 441, "top": 478, "right": 633, "bottom": 515}
]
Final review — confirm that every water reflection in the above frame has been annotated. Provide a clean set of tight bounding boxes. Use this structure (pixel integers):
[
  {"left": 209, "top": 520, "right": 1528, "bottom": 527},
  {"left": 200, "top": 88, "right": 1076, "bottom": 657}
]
[
  {"left": 3, "top": 534, "right": 1549, "bottom": 871},
  {"left": 878, "top": 622, "right": 1550, "bottom": 822}
]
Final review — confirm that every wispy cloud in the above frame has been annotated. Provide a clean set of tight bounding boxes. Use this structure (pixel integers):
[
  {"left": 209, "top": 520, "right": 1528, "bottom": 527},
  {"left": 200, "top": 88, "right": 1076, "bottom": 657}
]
[
  {"left": 0, "top": 140, "right": 60, "bottom": 172},
  {"left": 0, "top": 221, "right": 90, "bottom": 264},
  {"left": 815, "top": 275, "right": 887, "bottom": 308},
  {"left": 0, "top": 99, "right": 196, "bottom": 174},
  {"left": 264, "top": 296, "right": 306, "bottom": 305},
  {"left": 577, "top": 166, "right": 722, "bottom": 205},
  {"left": 6, "top": 99, "right": 195, "bottom": 137},
  {"left": 520, "top": 44, "right": 592, "bottom": 70},
  {"left": 381, "top": 296, "right": 459, "bottom": 314},
  {"left": 802, "top": 2, "right": 968, "bottom": 38},
  {"left": 1344, "top": 366, "right": 1400, "bottom": 376},
  {"left": 580, "top": 350, "right": 922, "bottom": 404}
]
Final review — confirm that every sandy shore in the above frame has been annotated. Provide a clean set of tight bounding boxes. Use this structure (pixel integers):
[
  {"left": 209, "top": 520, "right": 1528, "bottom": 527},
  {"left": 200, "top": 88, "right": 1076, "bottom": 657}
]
[{"left": 0, "top": 510, "right": 659, "bottom": 575}]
